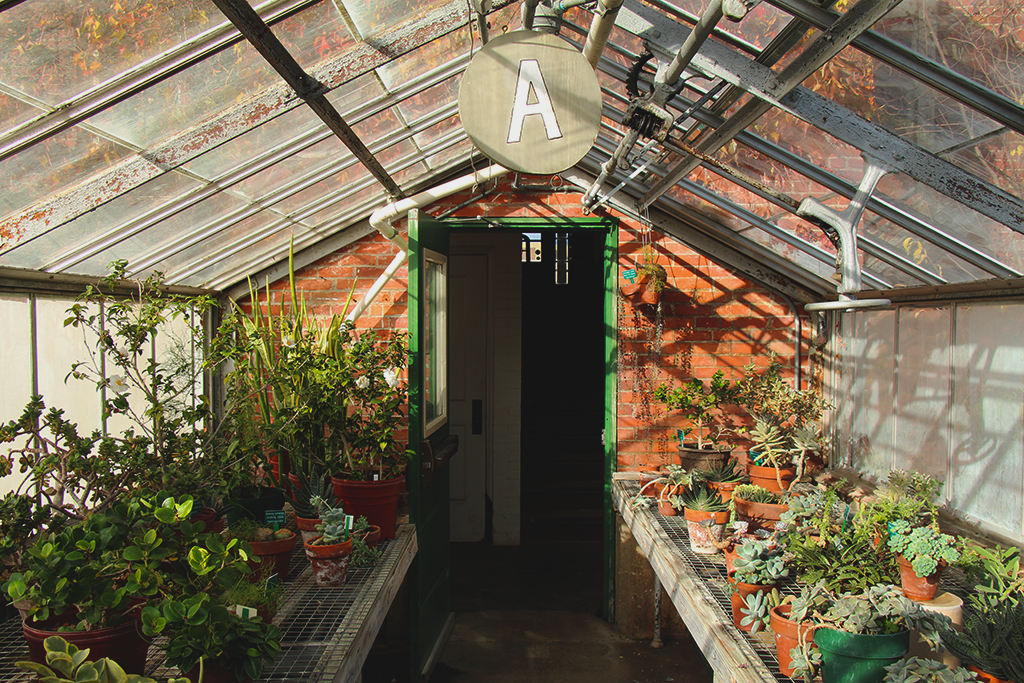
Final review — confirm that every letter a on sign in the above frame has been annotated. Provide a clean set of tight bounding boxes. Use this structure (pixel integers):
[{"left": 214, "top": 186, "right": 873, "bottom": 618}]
[{"left": 507, "top": 59, "right": 562, "bottom": 144}]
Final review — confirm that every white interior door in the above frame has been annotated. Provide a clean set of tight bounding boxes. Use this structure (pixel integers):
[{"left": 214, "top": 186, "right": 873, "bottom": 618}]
[{"left": 449, "top": 253, "right": 488, "bottom": 542}]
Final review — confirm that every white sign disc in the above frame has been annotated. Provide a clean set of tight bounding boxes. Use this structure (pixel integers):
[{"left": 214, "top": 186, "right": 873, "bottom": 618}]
[{"left": 458, "top": 30, "right": 603, "bottom": 174}]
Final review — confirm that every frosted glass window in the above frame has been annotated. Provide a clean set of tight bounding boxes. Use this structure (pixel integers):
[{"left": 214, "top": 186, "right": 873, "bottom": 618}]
[
  {"left": 0, "top": 296, "right": 32, "bottom": 497},
  {"left": 950, "top": 303, "right": 1024, "bottom": 535},
  {"left": 893, "top": 307, "right": 951, "bottom": 482},
  {"left": 842, "top": 309, "right": 897, "bottom": 478},
  {"left": 35, "top": 298, "right": 102, "bottom": 433}
]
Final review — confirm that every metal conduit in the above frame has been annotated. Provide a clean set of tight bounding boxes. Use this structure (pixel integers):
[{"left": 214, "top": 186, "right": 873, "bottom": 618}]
[{"left": 582, "top": 0, "right": 625, "bottom": 68}]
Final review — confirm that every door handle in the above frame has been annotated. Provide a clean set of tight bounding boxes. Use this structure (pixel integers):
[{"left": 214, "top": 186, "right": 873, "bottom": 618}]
[{"left": 419, "top": 434, "right": 460, "bottom": 488}]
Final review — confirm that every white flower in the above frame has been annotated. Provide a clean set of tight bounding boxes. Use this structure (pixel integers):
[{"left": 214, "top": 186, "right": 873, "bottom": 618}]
[
  {"left": 356, "top": 376, "right": 370, "bottom": 389},
  {"left": 106, "top": 375, "right": 130, "bottom": 395},
  {"left": 383, "top": 368, "right": 400, "bottom": 389},
  {"left": 281, "top": 334, "right": 296, "bottom": 348}
]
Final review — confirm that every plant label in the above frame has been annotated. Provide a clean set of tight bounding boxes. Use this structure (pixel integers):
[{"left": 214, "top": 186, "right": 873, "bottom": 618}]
[
  {"left": 622, "top": 268, "right": 637, "bottom": 283},
  {"left": 265, "top": 510, "right": 287, "bottom": 529}
]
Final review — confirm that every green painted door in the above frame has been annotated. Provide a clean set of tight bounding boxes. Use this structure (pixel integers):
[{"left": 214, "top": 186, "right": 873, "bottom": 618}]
[{"left": 407, "top": 208, "right": 458, "bottom": 681}]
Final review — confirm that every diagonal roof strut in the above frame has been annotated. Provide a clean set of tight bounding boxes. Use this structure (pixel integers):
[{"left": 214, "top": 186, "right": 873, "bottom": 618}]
[{"left": 210, "top": 0, "right": 405, "bottom": 200}]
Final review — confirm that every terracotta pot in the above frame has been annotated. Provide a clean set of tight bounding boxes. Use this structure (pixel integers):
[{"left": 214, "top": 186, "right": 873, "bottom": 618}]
[
  {"left": 968, "top": 666, "right": 1013, "bottom": 683},
  {"left": 682, "top": 508, "right": 729, "bottom": 554},
  {"left": 353, "top": 524, "right": 381, "bottom": 549},
  {"left": 23, "top": 614, "right": 151, "bottom": 674},
  {"left": 247, "top": 530, "right": 297, "bottom": 583},
  {"left": 728, "top": 575, "right": 776, "bottom": 632},
  {"left": 721, "top": 535, "right": 765, "bottom": 573},
  {"left": 331, "top": 476, "right": 402, "bottom": 540},
  {"left": 732, "top": 494, "right": 789, "bottom": 532},
  {"left": 657, "top": 499, "right": 678, "bottom": 516},
  {"left": 677, "top": 444, "right": 732, "bottom": 472},
  {"left": 186, "top": 659, "right": 252, "bottom": 683},
  {"left": 191, "top": 506, "right": 224, "bottom": 534},
  {"left": 295, "top": 515, "right": 322, "bottom": 544},
  {"left": 637, "top": 468, "right": 664, "bottom": 497},
  {"left": 771, "top": 604, "right": 817, "bottom": 678},
  {"left": 706, "top": 480, "right": 740, "bottom": 502},
  {"left": 896, "top": 554, "right": 945, "bottom": 602},
  {"left": 304, "top": 536, "right": 354, "bottom": 587},
  {"left": 746, "top": 463, "right": 797, "bottom": 492}
]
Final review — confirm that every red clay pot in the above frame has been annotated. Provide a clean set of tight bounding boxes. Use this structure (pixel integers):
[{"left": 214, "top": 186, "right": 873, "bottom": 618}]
[
  {"left": 191, "top": 506, "right": 224, "bottom": 534},
  {"left": 732, "top": 494, "right": 789, "bottom": 533},
  {"left": 304, "top": 536, "right": 354, "bottom": 587},
  {"left": 707, "top": 480, "right": 739, "bottom": 503},
  {"left": 23, "top": 615, "right": 151, "bottom": 674},
  {"left": 728, "top": 575, "right": 777, "bottom": 632},
  {"left": 354, "top": 524, "right": 382, "bottom": 548},
  {"left": 657, "top": 499, "right": 678, "bottom": 516},
  {"left": 746, "top": 463, "right": 797, "bottom": 492},
  {"left": 968, "top": 666, "right": 1013, "bottom": 683},
  {"left": 331, "top": 476, "right": 402, "bottom": 540},
  {"left": 896, "top": 554, "right": 945, "bottom": 602},
  {"left": 682, "top": 508, "right": 729, "bottom": 554},
  {"left": 770, "top": 604, "right": 817, "bottom": 678},
  {"left": 295, "top": 515, "right": 322, "bottom": 544},
  {"left": 247, "top": 530, "right": 297, "bottom": 583}
]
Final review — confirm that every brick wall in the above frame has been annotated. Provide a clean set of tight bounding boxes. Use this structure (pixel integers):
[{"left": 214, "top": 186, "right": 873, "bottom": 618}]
[{"left": 252, "top": 173, "right": 817, "bottom": 474}]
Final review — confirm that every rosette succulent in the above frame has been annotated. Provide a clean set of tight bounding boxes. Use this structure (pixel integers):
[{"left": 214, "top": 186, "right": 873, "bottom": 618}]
[{"left": 888, "top": 520, "right": 962, "bottom": 577}]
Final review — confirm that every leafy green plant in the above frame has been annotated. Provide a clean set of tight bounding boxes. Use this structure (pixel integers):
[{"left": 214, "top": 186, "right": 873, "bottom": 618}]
[
  {"left": 219, "top": 577, "right": 283, "bottom": 617},
  {"left": 738, "top": 586, "right": 782, "bottom": 634},
  {"left": 887, "top": 520, "right": 965, "bottom": 577},
  {"left": 732, "top": 539, "right": 788, "bottom": 585},
  {"left": 286, "top": 460, "right": 334, "bottom": 520},
  {"left": 351, "top": 536, "right": 382, "bottom": 568},
  {"left": 970, "top": 544, "right": 1024, "bottom": 612},
  {"left": 17, "top": 635, "right": 188, "bottom": 683},
  {"left": 678, "top": 482, "right": 728, "bottom": 512},
  {"left": 883, "top": 656, "right": 979, "bottom": 683},
  {"left": 785, "top": 514, "right": 898, "bottom": 594},
  {"left": 857, "top": 469, "right": 943, "bottom": 536},
  {"left": 654, "top": 370, "right": 737, "bottom": 449}
]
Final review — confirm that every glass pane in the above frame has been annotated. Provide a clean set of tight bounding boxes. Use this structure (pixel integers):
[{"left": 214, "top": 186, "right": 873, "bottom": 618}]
[
  {"left": 893, "top": 306, "right": 950, "bottom": 483},
  {"left": 396, "top": 78, "right": 458, "bottom": 124},
  {"left": 639, "top": 0, "right": 790, "bottom": 52},
  {"left": 0, "top": 171, "right": 200, "bottom": 270},
  {"left": 272, "top": 161, "right": 371, "bottom": 216},
  {"left": 0, "top": 295, "right": 32, "bottom": 496},
  {"left": 423, "top": 252, "right": 447, "bottom": 434},
  {"left": 0, "top": 0, "right": 220, "bottom": 106},
  {"left": 874, "top": 0, "right": 1024, "bottom": 105},
  {"left": 842, "top": 308, "right": 897, "bottom": 478},
  {"left": 0, "top": 92, "right": 44, "bottom": 137},
  {"left": 323, "top": 71, "right": 387, "bottom": 115},
  {"left": 85, "top": 37, "right": 278, "bottom": 149},
  {"left": 269, "top": 0, "right": 356, "bottom": 72},
  {"left": 230, "top": 136, "right": 347, "bottom": 201},
  {"left": 951, "top": 301, "right": 1024, "bottom": 537},
  {"left": 178, "top": 226, "right": 295, "bottom": 289},
  {"left": 377, "top": 29, "right": 470, "bottom": 92},
  {"left": 0, "top": 127, "right": 133, "bottom": 232},
  {"left": 336, "top": 0, "right": 444, "bottom": 41},
  {"left": 305, "top": 182, "right": 378, "bottom": 227},
  {"left": 425, "top": 138, "right": 472, "bottom": 171},
  {"left": 943, "top": 127, "right": 1024, "bottom": 202}
]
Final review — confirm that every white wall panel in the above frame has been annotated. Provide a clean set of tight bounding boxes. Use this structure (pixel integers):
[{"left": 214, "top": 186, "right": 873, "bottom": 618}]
[{"left": 0, "top": 295, "right": 32, "bottom": 496}]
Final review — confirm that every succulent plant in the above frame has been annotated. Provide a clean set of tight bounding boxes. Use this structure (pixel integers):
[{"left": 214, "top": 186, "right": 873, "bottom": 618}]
[
  {"left": 310, "top": 495, "right": 349, "bottom": 545},
  {"left": 17, "top": 635, "right": 188, "bottom": 683},
  {"left": 738, "top": 586, "right": 781, "bottom": 634},
  {"left": 678, "top": 481, "right": 728, "bottom": 512},
  {"left": 732, "top": 539, "right": 788, "bottom": 585},
  {"left": 733, "top": 483, "right": 781, "bottom": 505},
  {"left": 883, "top": 656, "right": 979, "bottom": 683},
  {"left": 941, "top": 599, "right": 1024, "bottom": 681},
  {"left": 694, "top": 457, "right": 745, "bottom": 484},
  {"left": 888, "top": 520, "right": 963, "bottom": 577}
]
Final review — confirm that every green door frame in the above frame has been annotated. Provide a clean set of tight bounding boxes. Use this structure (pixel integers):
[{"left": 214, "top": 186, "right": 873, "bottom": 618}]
[{"left": 447, "top": 216, "right": 618, "bottom": 620}]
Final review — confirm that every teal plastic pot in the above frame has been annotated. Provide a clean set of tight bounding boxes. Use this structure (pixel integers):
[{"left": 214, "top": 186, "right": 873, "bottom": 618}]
[{"left": 814, "top": 628, "right": 910, "bottom": 683}]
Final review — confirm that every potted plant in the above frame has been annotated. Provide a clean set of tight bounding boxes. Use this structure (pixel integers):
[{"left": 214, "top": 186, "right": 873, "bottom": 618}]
[
  {"left": 694, "top": 457, "right": 746, "bottom": 502},
  {"left": 883, "top": 656, "right": 980, "bottom": 683},
  {"left": 887, "top": 520, "right": 968, "bottom": 602},
  {"left": 732, "top": 483, "right": 790, "bottom": 532},
  {"left": 288, "top": 460, "right": 335, "bottom": 543},
  {"left": 303, "top": 496, "right": 354, "bottom": 587},
  {"left": 219, "top": 576, "right": 285, "bottom": 625},
  {"left": 857, "top": 469, "right": 943, "bottom": 541},
  {"left": 655, "top": 370, "right": 738, "bottom": 471},
  {"left": 17, "top": 635, "right": 190, "bottom": 683},
  {"left": 771, "top": 582, "right": 833, "bottom": 678},
  {"left": 677, "top": 482, "right": 730, "bottom": 554},
  {"left": 728, "top": 538, "right": 788, "bottom": 633},
  {"left": 620, "top": 244, "right": 667, "bottom": 307},
  {"left": 733, "top": 356, "right": 830, "bottom": 491},
  {"left": 352, "top": 515, "right": 382, "bottom": 549},
  {"left": 223, "top": 518, "right": 298, "bottom": 585},
  {"left": 789, "top": 584, "right": 950, "bottom": 683},
  {"left": 653, "top": 465, "right": 691, "bottom": 515},
  {"left": 941, "top": 599, "right": 1024, "bottom": 683},
  {"left": 350, "top": 534, "right": 383, "bottom": 569}
]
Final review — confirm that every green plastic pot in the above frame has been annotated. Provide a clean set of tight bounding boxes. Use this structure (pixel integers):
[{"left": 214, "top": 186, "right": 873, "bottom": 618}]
[{"left": 814, "top": 627, "right": 910, "bottom": 683}]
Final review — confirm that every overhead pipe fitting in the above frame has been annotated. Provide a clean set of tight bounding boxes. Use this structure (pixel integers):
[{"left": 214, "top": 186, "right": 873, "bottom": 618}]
[
  {"left": 582, "top": 0, "right": 625, "bottom": 67},
  {"left": 471, "top": 0, "right": 491, "bottom": 44},
  {"left": 346, "top": 164, "right": 510, "bottom": 322}
]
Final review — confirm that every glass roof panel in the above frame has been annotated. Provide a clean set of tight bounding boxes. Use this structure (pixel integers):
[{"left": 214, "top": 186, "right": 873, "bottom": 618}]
[
  {"left": 268, "top": 0, "right": 357, "bottom": 72},
  {"left": 335, "top": 0, "right": 445, "bottom": 41},
  {"left": 873, "top": 0, "right": 1024, "bottom": 104},
  {"left": 0, "top": 127, "right": 134, "bottom": 226},
  {"left": 323, "top": 71, "right": 388, "bottom": 115},
  {"left": 424, "top": 137, "right": 472, "bottom": 172},
  {"left": 638, "top": 0, "right": 790, "bottom": 52},
  {"left": 76, "top": 191, "right": 249, "bottom": 276},
  {"left": 304, "top": 174, "right": 377, "bottom": 225},
  {"left": 0, "top": 170, "right": 200, "bottom": 270},
  {"left": 181, "top": 105, "right": 324, "bottom": 180},
  {"left": 83, "top": 35, "right": 278, "bottom": 149},
  {"left": 229, "top": 135, "right": 347, "bottom": 200},
  {"left": 376, "top": 28, "right": 471, "bottom": 92},
  {"left": 0, "top": 92, "right": 44, "bottom": 137},
  {"left": 396, "top": 79, "right": 458, "bottom": 125},
  {"left": 0, "top": 0, "right": 220, "bottom": 106},
  {"left": 943, "top": 128, "right": 1024, "bottom": 202},
  {"left": 272, "top": 161, "right": 372, "bottom": 216},
  {"left": 351, "top": 106, "right": 404, "bottom": 143},
  {"left": 412, "top": 114, "right": 461, "bottom": 150}
]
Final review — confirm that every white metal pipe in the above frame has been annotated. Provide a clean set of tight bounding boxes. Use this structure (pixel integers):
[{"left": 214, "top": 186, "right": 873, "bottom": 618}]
[
  {"left": 582, "top": 0, "right": 624, "bottom": 68},
  {"left": 522, "top": 0, "right": 541, "bottom": 30},
  {"left": 347, "top": 163, "right": 510, "bottom": 322}
]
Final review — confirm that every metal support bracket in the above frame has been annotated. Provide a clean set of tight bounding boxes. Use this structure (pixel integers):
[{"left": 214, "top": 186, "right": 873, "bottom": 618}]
[{"left": 798, "top": 156, "right": 894, "bottom": 311}]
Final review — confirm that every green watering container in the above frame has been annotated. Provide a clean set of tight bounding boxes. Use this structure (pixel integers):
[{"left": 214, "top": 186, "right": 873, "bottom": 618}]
[{"left": 814, "top": 627, "right": 910, "bottom": 683}]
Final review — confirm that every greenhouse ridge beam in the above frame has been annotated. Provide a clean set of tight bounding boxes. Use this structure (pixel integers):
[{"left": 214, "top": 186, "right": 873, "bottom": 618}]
[
  {"left": 210, "top": 0, "right": 404, "bottom": 200},
  {"left": 0, "top": 1, "right": 468, "bottom": 251}
]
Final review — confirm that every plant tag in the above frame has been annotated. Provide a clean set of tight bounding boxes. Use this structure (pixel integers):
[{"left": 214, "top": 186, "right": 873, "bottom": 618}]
[
  {"left": 622, "top": 268, "right": 637, "bottom": 284},
  {"left": 265, "top": 510, "right": 286, "bottom": 529},
  {"left": 346, "top": 515, "right": 354, "bottom": 530},
  {"left": 232, "top": 604, "right": 258, "bottom": 619},
  {"left": 265, "top": 573, "right": 279, "bottom": 591}
]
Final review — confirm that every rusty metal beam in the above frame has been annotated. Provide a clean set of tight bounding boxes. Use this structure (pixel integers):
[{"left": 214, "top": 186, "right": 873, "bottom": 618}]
[
  {"left": 211, "top": 0, "right": 404, "bottom": 200},
  {"left": 641, "top": 0, "right": 906, "bottom": 207},
  {"left": 0, "top": 0, "right": 467, "bottom": 253}
]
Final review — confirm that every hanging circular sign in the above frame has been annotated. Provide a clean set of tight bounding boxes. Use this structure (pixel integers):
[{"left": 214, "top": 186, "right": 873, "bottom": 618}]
[{"left": 458, "top": 30, "right": 603, "bottom": 174}]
